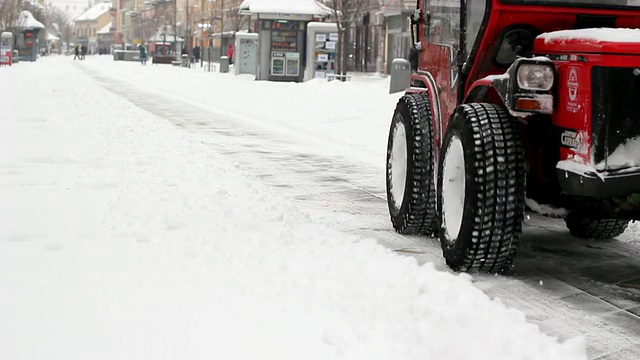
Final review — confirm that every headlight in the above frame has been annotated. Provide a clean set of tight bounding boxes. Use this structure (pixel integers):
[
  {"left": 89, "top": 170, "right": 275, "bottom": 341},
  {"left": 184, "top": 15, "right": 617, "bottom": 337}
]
[{"left": 516, "top": 63, "right": 554, "bottom": 91}]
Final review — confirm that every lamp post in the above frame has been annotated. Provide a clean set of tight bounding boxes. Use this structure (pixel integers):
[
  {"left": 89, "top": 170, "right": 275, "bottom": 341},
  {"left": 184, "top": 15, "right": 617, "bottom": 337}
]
[
  {"left": 219, "top": 0, "right": 224, "bottom": 55},
  {"left": 200, "top": 0, "right": 204, "bottom": 67},
  {"left": 174, "top": 0, "right": 178, "bottom": 60}
]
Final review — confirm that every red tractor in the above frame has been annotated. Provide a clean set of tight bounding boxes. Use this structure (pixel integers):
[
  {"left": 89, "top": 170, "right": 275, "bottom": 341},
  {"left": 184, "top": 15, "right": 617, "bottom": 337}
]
[{"left": 386, "top": 0, "right": 640, "bottom": 273}]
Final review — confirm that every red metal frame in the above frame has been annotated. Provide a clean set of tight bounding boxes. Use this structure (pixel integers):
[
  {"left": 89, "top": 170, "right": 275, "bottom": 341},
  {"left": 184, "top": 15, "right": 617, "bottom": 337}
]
[{"left": 411, "top": 0, "right": 640, "bottom": 165}]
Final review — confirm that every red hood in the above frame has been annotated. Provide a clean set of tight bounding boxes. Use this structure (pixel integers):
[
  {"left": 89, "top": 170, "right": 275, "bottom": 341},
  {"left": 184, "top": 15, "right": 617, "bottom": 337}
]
[{"left": 534, "top": 28, "right": 640, "bottom": 54}]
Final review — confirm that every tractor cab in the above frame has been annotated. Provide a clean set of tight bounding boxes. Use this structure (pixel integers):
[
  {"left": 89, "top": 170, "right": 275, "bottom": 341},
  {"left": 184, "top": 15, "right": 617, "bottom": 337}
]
[{"left": 386, "top": 0, "right": 640, "bottom": 273}]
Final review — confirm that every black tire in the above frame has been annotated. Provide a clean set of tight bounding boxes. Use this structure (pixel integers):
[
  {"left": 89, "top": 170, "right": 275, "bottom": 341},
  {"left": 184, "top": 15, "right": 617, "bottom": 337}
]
[
  {"left": 437, "top": 103, "right": 526, "bottom": 273},
  {"left": 565, "top": 213, "right": 628, "bottom": 239},
  {"left": 386, "top": 93, "right": 438, "bottom": 235}
]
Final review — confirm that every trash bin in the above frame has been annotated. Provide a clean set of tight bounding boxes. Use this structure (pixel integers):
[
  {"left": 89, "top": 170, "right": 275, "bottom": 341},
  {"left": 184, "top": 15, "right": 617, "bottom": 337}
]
[
  {"left": 389, "top": 58, "right": 411, "bottom": 94},
  {"left": 181, "top": 54, "right": 189, "bottom": 67},
  {"left": 12, "top": 50, "right": 19, "bottom": 63},
  {"left": 220, "top": 56, "right": 229, "bottom": 73}
]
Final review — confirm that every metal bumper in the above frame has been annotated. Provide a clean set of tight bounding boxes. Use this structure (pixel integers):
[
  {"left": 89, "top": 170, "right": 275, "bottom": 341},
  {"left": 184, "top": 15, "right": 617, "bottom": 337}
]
[{"left": 557, "top": 167, "right": 640, "bottom": 198}]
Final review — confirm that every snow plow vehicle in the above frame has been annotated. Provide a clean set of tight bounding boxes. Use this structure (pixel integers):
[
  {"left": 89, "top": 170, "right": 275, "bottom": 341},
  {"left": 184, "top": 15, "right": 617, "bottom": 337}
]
[{"left": 386, "top": 0, "right": 640, "bottom": 273}]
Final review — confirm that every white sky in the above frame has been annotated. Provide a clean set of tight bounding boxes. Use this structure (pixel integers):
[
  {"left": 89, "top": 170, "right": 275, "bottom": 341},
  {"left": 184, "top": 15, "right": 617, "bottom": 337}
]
[{"left": 48, "top": 0, "right": 96, "bottom": 20}]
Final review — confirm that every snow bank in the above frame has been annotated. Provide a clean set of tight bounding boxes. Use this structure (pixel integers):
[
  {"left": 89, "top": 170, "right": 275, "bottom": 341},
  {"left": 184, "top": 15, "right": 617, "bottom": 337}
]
[
  {"left": 597, "top": 136, "right": 640, "bottom": 170},
  {"left": 80, "top": 56, "right": 397, "bottom": 171},
  {"left": 538, "top": 28, "right": 640, "bottom": 44},
  {"left": 0, "top": 57, "right": 586, "bottom": 360},
  {"left": 526, "top": 198, "right": 569, "bottom": 218}
]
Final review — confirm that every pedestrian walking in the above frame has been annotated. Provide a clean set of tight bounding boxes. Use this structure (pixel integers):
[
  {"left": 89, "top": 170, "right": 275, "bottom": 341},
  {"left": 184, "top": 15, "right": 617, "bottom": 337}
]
[
  {"left": 193, "top": 45, "right": 200, "bottom": 63},
  {"left": 73, "top": 45, "right": 79, "bottom": 60},
  {"left": 81, "top": 44, "right": 87, "bottom": 60},
  {"left": 227, "top": 44, "right": 234, "bottom": 64},
  {"left": 139, "top": 44, "right": 148, "bottom": 65}
]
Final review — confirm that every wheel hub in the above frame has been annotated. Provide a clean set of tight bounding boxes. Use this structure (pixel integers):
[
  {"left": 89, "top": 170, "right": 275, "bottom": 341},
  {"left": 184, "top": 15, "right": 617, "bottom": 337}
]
[
  {"left": 442, "top": 136, "right": 465, "bottom": 242},
  {"left": 390, "top": 120, "right": 408, "bottom": 210}
]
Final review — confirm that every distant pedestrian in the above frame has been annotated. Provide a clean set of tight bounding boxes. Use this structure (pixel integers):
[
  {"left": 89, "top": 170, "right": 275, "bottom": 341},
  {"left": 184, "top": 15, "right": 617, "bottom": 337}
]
[
  {"left": 139, "top": 44, "right": 148, "bottom": 65},
  {"left": 73, "top": 45, "right": 79, "bottom": 60},
  {"left": 227, "top": 44, "right": 234, "bottom": 64},
  {"left": 181, "top": 46, "right": 187, "bottom": 56},
  {"left": 193, "top": 45, "right": 200, "bottom": 63},
  {"left": 81, "top": 44, "right": 87, "bottom": 60}
]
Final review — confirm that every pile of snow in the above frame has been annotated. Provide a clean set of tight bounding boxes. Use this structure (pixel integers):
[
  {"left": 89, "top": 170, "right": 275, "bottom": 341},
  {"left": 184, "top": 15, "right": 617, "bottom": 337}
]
[
  {"left": 538, "top": 28, "right": 640, "bottom": 44},
  {"left": 525, "top": 198, "right": 569, "bottom": 218},
  {"left": 597, "top": 136, "right": 640, "bottom": 170},
  {"left": 0, "top": 57, "right": 587, "bottom": 359}
]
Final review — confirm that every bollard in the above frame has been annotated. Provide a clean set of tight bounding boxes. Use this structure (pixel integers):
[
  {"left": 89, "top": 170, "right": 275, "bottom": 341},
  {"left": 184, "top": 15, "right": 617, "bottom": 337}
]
[
  {"left": 389, "top": 58, "right": 411, "bottom": 94},
  {"left": 220, "top": 56, "right": 229, "bottom": 73}
]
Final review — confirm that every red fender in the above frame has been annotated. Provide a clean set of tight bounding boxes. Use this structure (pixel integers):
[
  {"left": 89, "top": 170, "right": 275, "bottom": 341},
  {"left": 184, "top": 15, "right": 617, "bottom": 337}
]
[{"left": 404, "top": 71, "right": 443, "bottom": 184}]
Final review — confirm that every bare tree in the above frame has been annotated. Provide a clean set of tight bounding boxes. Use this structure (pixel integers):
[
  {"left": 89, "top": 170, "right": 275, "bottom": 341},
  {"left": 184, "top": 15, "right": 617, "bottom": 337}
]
[
  {"left": 225, "top": 3, "right": 248, "bottom": 33},
  {"left": 43, "top": 3, "right": 70, "bottom": 51},
  {"left": 0, "top": 0, "right": 21, "bottom": 30},
  {"left": 326, "top": 0, "right": 372, "bottom": 78}
]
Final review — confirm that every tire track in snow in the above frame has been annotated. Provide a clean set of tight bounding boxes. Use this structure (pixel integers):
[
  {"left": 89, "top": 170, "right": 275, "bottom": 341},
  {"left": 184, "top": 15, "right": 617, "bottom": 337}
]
[{"left": 80, "top": 65, "right": 640, "bottom": 359}]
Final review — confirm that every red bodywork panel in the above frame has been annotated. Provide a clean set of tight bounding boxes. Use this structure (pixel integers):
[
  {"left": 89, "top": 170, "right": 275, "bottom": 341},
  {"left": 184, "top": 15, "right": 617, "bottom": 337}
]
[{"left": 414, "top": 0, "right": 640, "bottom": 167}]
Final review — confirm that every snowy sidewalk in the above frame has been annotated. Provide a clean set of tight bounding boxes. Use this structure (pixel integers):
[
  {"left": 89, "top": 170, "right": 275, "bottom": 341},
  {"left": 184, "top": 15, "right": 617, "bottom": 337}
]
[{"left": 0, "top": 57, "right": 585, "bottom": 359}]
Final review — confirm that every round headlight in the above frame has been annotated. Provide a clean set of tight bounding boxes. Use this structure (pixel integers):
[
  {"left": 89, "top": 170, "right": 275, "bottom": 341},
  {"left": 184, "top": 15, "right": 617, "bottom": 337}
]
[{"left": 516, "top": 63, "right": 554, "bottom": 91}]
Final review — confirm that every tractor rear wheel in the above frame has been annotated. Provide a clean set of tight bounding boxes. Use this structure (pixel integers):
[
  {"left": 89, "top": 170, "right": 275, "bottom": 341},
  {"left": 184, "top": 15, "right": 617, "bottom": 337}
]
[
  {"left": 386, "top": 93, "right": 438, "bottom": 236},
  {"left": 565, "top": 213, "right": 629, "bottom": 239},
  {"left": 437, "top": 103, "right": 526, "bottom": 273}
]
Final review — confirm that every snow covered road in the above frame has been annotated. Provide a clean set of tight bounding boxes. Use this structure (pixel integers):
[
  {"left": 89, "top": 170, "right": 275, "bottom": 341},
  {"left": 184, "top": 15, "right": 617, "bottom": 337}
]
[{"left": 1, "top": 55, "right": 638, "bottom": 359}]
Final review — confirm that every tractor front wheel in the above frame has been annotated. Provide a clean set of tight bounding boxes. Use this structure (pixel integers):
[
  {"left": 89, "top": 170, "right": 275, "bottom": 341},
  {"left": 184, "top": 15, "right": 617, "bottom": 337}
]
[
  {"left": 437, "top": 103, "right": 526, "bottom": 273},
  {"left": 386, "top": 93, "right": 438, "bottom": 236},
  {"left": 565, "top": 213, "right": 629, "bottom": 239}
]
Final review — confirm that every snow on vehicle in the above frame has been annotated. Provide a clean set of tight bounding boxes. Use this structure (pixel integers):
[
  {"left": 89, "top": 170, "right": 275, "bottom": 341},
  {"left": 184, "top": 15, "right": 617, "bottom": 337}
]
[{"left": 386, "top": 0, "right": 640, "bottom": 273}]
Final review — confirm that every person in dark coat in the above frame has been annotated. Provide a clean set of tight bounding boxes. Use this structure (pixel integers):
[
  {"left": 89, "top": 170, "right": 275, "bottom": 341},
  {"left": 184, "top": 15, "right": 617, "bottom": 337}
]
[
  {"left": 81, "top": 44, "right": 87, "bottom": 60},
  {"left": 73, "top": 45, "right": 79, "bottom": 60},
  {"left": 193, "top": 45, "right": 200, "bottom": 63},
  {"left": 139, "top": 44, "right": 148, "bottom": 65}
]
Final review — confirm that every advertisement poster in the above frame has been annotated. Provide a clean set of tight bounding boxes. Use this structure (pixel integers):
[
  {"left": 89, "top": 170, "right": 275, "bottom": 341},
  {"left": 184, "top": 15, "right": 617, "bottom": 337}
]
[
  {"left": 0, "top": 48, "right": 10, "bottom": 65},
  {"left": 315, "top": 34, "right": 326, "bottom": 42},
  {"left": 329, "top": 33, "right": 339, "bottom": 41},
  {"left": 317, "top": 54, "right": 328, "bottom": 62},
  {"left": 325, "top": 41, "right": 336, "bottom": 50}
]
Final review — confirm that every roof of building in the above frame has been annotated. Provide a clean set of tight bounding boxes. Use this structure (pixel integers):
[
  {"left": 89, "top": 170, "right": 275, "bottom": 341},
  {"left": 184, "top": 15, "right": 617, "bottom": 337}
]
[
  {"left": 96, "top": 21, "right": 112, "bottom": 34},
  {"left": 239, "top": 0, "right": 332, "bottom": 15},
  {"left": 13, "top": 10, "right": 45, "bottom": 29},
  {"left": 74, "top": 1, "right": 111, "bottom": 22}
]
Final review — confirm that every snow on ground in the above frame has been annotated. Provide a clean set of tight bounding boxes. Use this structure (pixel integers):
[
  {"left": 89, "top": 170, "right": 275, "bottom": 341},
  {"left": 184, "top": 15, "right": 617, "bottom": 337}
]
[
  {"left": 80, "top": 56, "right": 395, "bottom": 171},
  {"left": 0, "top": 56, "right": 587, "bottom": 359}
]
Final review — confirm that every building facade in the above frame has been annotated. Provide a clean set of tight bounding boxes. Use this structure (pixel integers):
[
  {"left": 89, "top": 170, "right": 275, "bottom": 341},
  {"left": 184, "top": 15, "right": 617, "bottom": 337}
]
[{"left": 74, "top": 1, "right": 112, "bottom": 54}]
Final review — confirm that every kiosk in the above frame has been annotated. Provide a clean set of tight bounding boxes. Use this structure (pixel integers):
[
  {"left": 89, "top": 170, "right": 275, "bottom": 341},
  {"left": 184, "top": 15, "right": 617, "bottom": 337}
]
[
  {"left": 0, "top": 32, "right": 12, "bottom": 66},
  {"left": 240, "top": 0, "right": 332, "bottom": 82},
  {"left": 304, "top": 22, "right": 338, "bottom": 81},
  {"left": 13, "top": 11, "right": 44, "bottom": 62},
  {"left": 234, "top": 32, "right": 259, "bottom": 75}
]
